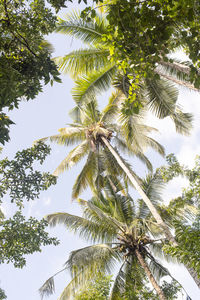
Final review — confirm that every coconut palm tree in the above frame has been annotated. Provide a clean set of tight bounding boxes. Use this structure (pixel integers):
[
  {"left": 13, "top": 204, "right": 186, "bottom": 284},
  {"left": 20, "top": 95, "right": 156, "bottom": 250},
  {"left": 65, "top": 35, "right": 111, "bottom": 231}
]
[
  {"left": 54, "top": 10, "right": 193, "bottom": 135},
  {"left": 39, "top": 176, "right": 181, "bottom": 300},
  {"left": 37, "top": 95, "right": 178, "bottom": 242},
  {"left": 37, "top": 95, "right": 164, "bottom": 196}
]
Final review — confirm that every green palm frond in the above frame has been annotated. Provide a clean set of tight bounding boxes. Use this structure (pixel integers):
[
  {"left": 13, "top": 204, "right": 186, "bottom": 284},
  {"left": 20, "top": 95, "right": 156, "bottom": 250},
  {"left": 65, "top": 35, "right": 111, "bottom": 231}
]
[
  {"left": 136, "top": 172, "right": 166, "bottom": 221},
  {"left": 147, "top": 251, "right": 170, "bottom": 281},
  {"left": 39, "top": 276, "right": 55, "bottom": 299},
  {"left": 144, "top": 78, "right": 178, "bottom": 119},
  {"left": 109, "top": 262, "right": 126, "bottom": 300},
  {"left": 54, "top": 48, "right": 109, "bottom": 79},
  {"left": 69, "top": 105, "right": 82, "bottom": 123},
  {"left": 66, "top": 244, "right": 119, "bottom": 277},
  {"left": 57, "top": 270, "right": 96, "bottom": 300},
  {"left": 110, "top": 194, "right": 135, "bottom": 225},
  {"left": 100, "top": 92, "right": 122, "bottom": 123},
  {"left": 72, "top": 64, "right": 117, "bottom": 105},
  {"left": 171, "top": 109, "right": 193, "bottom": 135},
  {"left": 81, "top": 99, "right": 100, "bottom": 124},
  {"left": 112, "top": 73, "right": 131, "bottom": 97},
  {"left": 55, "top": 11, "right": 108, "bottom": 45},
  {"left": 118, "top": 112, "right": 147, "bottom": 151},
  {"left": 143, "top": 136, "right": 165, "bottom": 156},
  {"left": 83, "top": 201, "right": 126, "bottom": 232},
  {"left": 53, "top": 141, "right": 89, "bottom": 176},
  {"left": 142, "top": 173, "right": 165, "bottom": 206},
  {"left": 36, "top": 126, "right": 86, "bottom": 147},
  {"left": 39, "top": 267, "right": 67, "bottom": 299},
  {"left": 134, "top": 152, "right": 153, "bottom": 171},
  {"left": 46, "top": 212, "right": 116, "bottom": 243},
  {"left": 72, "top": 151, "right": 97, "bottom": 199},
  {"left": 149, "top": 242, "right": 178, "bottom": 265}
]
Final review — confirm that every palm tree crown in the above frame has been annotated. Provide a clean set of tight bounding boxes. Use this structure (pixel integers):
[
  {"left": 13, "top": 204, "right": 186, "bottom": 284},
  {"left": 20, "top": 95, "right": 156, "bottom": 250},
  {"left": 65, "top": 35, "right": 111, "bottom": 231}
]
[
  {"left": 40, "top": 175, "right": 179, "bottom": 300},
  {"left": 38, "top": 96, "right": 164, "bottom": 199}
]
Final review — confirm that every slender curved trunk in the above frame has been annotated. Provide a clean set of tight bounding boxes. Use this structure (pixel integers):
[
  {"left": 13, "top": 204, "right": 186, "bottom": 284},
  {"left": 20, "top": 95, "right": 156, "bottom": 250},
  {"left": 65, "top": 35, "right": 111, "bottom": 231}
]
[
  {"left": 159, "top": 61, "right": 191, "bottom": 75},
  {"left": 101, "top": 136, "right": 176, "bottom": 243},
  {"left": 155, "top": 69, "right": 199, "bottom": 92},
  {"left": 186, "top": 265, "right": 200, "bottom": 289},
  {"left": 135, "top": 249, "right": 166, "bottom": 300},
  {"left": 101, "top": 136, "right": 200, "bottom": 288}
]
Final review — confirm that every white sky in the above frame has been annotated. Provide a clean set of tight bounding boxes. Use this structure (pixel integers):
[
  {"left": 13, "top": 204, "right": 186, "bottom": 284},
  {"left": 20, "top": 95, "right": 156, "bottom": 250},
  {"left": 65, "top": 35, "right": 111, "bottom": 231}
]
[{"left": 1, "top": 2, "right": 200, "bottom": 299}]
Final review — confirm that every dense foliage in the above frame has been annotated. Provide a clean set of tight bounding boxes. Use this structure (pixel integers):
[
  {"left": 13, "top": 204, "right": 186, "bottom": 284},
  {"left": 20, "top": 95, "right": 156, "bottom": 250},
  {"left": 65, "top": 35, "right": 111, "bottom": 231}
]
[
  {"left": 74, "top": 273, "right": 112, "bottom": 300},
  {"left": 159, "top": 154, "right": 200, "bottom": 276},
  {"left": 0, "top": 0, "right": 62, "bottom": 144},
  {"left": 82, "top": 1, "right": 200, "bottom": 86},
  {"left": 0, "top": 211, "right": 59, "bottom": 268},
  {"left": 0, "top": 143, "right": 58, "bottom": 268},
  {"left": 0, "top": 142, "right": 56, "bottom": 207}
]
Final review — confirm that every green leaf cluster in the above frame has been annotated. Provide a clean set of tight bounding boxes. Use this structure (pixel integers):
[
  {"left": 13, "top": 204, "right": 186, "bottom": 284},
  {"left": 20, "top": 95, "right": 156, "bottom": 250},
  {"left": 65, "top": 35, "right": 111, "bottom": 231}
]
[
  {"left": 0, "top": 142, "right": 59, "bottom": 297},
  {"left": 92, "top": 0, "right": 200, "bottom": 89},
  {"left": 0, "top": 142, "right": 57, "bottom": 207},
  {"left": 0, "top": 211, "right": 59, "bottom": 268},
  {"left": 0, "top": 0, "right": 62, "bottom": 144},
  {"left": 74, "top": 273, "right": 112, "bottom": 300}
]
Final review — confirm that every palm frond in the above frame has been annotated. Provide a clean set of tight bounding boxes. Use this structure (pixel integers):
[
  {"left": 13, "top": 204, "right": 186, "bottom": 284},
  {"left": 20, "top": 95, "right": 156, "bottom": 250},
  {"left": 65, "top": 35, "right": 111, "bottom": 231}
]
[
  {"left": 39, "top": 268, "right": 67, "bottom": 299},
  {"left": 134, "top": 152, "right": 153, "bottom": 171},
  {"left": 72, "top": 64, "right": 117, "bottom": 105},
  {"left": 144, "top": 78, "right": 178, "bottom": 119},
  {"left": 72, "top": 151, "right": 97, "bottom": 199},
  {"left": 143, "top": 136, "right": 165, "bottom": 156},
  {"left": 55, "top": 11, "right": 108, "bottom": 45},
  {"left": 118, "top": 112, "right": 158, "bottom": 153},
  {"left": 81, "top": 99, "right": 100, "bottom": 124},
  {"left": 54, "top": 48, "right": 109, "bottom": 79},
  {"left": 84, "top": 201, "right": 126, "bottom": 232},
  {"left": 113, "top": 73, "right": 131, "bottom": 97},
  {"left": 149, "top": 242, "right": 178, "bottom": 265},
  {"left": 53, "top": 141, "right": 89, "bottom": 176},
  {"left": 36, "top": 126, "right": 86, "bottom": 147},
  {"left": 109, "top": 262, "right": 126, "bottom": 300},
  {"left": 39, "top": 276, "right": 55, "bottom": 299},
  {"left": 171, "top": 108, "right": 193, "bottom": 135},
  {"left": 143, "top": 173, "right": 165, "bottom": 202},
  {"left": 66, "top": 244, "right": 119, "bottom": 277},
  {"left": 100, "top": 90, "right": 124, "bottom": 124},
  {"left": 147, "top": 251, "right": 171, "bottom": 282},
  {"left": 57, "top": 271, "right": 92, "bottom": 300},
  {"left": 46, "top": 212, "right": 116, "bottom": 243}
]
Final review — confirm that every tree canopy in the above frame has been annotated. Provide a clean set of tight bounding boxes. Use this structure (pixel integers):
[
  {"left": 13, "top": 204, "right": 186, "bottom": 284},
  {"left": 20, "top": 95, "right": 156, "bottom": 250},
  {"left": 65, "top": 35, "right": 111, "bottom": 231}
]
[
  {"left": 81, "top": 1, "right": 200, "bottom": 89},
  {"left": 0, "top": 143, "right": 58, "bottom": 268},
  {"left": 0, "top": 0, "right": 62, "bottom": 144}
]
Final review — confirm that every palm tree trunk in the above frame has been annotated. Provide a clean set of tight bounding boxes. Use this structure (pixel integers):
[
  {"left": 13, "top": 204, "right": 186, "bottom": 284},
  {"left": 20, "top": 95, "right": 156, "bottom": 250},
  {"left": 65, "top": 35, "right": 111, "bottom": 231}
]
[
  {"left": 186, "top": 264, "right": 200, "bottom": 289},
  {"left": 155, "top": 69, "right": 199, "bottom": 92},
  {"left": 101, "top": 136, "right": 200, "bottom": 288},
  {"left": 101, "top": 136, "right": 176, "bottom": 244},
  {"left": 135, "top": 249, "right": 166, "bottom": 300}
]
